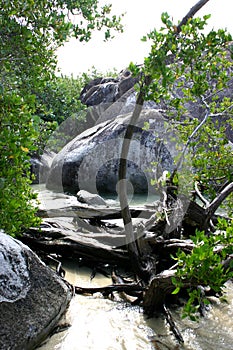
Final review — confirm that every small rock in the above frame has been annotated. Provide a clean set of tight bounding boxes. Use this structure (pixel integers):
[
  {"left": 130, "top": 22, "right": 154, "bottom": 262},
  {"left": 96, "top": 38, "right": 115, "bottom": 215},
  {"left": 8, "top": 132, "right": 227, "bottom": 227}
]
[{"left": 77, "top": 190, "right": 107, "bottom": 206}]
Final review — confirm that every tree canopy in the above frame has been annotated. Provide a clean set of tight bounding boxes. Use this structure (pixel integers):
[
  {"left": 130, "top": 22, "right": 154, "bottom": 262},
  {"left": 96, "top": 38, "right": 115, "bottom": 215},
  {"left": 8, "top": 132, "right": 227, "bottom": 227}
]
[
  {"left": 0, "top": 0, "right": 123, "bottom": 235},
  {"left": 118, "top": 1, "right": 233, "bottom": 320}
]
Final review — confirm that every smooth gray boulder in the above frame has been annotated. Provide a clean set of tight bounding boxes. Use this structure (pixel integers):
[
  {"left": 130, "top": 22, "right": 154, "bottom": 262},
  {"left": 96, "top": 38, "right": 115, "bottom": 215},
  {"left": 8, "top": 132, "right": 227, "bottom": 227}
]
[
  {"left": 0, "top": 230, "right": 72, "bottom": 350},
  {"left": 46, "top": 59, "right": 233, "bottom": 196},
  {"left": 77, "top": 190, "right": 107, "bottom": 206},
  {"left": 46, "top": 109, "right": 176, "bottom": 195}
]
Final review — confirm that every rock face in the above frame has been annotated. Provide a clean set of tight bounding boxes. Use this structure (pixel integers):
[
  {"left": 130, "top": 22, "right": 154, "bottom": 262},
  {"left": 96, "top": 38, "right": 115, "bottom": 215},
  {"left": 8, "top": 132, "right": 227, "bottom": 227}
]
[
  {"left": 77, "top": 190, "right": 107, "bottom": 206},
  {"left": 44, "top": 69, "right": 177, "bottom": 195},
  {"left": 80, "top": 69, "right": 156, "bottom": 129},
  {"left": 0, "top": 230, "right": 72, "bottom": 350},
  {"left": 79, "top": 66, "right": 233, "bottom": 140},
  {"left": 80, "top": 69, "right": 138, "bottom": 109},
  {"left": 46, "top": 109, "right": 176, "bottom": 195},
  {"left": 43, "top": 69, "right": 170, "bottom": 195},
  {"left": 45, "top": 61, "right": 233, "bottom": 195}
]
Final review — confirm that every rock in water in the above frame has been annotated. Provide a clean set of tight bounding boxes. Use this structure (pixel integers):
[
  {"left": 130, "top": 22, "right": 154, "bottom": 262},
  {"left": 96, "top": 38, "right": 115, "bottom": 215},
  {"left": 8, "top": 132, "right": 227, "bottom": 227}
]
[
  {"left": 77, "top": 190, "right": 107, "bottom": 206},
  {"left": 0, "top": 230, "right": 72, "bottom": 350}
]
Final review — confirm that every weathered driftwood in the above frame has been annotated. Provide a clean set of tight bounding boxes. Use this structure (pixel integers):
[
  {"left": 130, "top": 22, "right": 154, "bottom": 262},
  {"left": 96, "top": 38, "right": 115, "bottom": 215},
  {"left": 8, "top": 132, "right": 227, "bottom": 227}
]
[
  {"left": 74, "top": 283, "right": 145, "bottom": 297},
  {"left": 22, "top": 188, "right": 232, "bottom": 332},
  {"left": 162, "top": 304, "right": 184, "bottom": 343},
  {"left": 24, "top": 196, "right": 228, "bottom": 270},
  {"left": 36, "top": 198, "right": 223, "bottom": 236},
  {"left": 143, "top": 270, "right": 177, "bottom": 315},
  {"left": 36, "top": 204, "right": 156, "bottom": 220},
  {"left": 21, "top": 227, "right": 130, "bottom": 266}
]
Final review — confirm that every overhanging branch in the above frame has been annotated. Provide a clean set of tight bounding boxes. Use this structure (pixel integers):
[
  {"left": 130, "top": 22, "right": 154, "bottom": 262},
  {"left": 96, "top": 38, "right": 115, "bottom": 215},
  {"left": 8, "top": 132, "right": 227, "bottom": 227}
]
[
  {"left": 204, "top": 182, "right": 233, "bottom": 223},
  {"left": 176, "top": 0, "right": 210, "bottom": 32}
]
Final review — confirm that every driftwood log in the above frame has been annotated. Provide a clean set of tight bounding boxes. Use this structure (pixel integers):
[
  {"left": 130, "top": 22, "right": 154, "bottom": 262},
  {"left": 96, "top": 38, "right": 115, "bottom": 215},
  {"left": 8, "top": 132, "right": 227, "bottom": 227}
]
[
  {"left": 23, "top": 198, "right": 217, "bottom": 265},
  {"left": 20, "top": 189, "right": 233, "bottom": 345},
  {"left": 22, "top": 196, "right": 231, "bottom": 299}
]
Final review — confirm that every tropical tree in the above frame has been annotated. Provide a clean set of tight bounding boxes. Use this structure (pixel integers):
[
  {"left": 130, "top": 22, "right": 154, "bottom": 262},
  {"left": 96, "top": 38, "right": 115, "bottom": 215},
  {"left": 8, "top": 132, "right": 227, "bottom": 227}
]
[
  {"left": 118, "top": 0, "right": 233, "bottom": 321},
  {"left": 0, "top": 0, "right": 123, "bottom": 235},
  {"left": 34, "top": 67, "right": 118, "bottom": 154}
]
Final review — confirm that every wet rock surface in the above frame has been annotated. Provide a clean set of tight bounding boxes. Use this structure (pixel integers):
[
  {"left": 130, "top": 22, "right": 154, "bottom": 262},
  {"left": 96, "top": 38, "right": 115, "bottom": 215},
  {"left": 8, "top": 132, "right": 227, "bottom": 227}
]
[{"left": 0, "top": 230, "right": 72, "bottom": 350}]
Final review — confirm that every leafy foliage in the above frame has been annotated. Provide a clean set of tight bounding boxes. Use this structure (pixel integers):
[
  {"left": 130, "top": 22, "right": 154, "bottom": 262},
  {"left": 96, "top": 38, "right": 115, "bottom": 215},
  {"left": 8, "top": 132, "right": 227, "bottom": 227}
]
[
  {"left": 172, "top": 219, "right": 233, "bottom": 320},
  {"left": 36, "top": 75, "right": 85, "bottom": 125},
  {"left": 0, "top": 0, "right": 123, "bottom": 236},
  {"left": 131, "top": 13, "right": 233, "bottom": 211},
  {"left": 130, "top": 12, "right": 233, "bottom": 317},
  {"left": 34, "top": 75, "right": 86, "bottom": 154},
  {"left": 35, "top": 67, "right": 118, "bottom": 154},
  {"left": 0, "top": 93, "right": 41, "bottom": 236}
]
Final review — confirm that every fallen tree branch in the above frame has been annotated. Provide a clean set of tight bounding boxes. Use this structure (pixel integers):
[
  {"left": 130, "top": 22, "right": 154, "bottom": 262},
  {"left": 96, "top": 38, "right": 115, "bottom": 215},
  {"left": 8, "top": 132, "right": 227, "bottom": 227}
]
[
  {"left": 143, "top": 270, "right": 177, "bottom": 315},
  {"left": 74, "top": 283, "right": 145, "bottom": 296},
  {"left": 21, "top": 228, "right": 130, "bottom": 266},
  {"left": 111, "top": 269, "right": 142, "bottom": 303},
  {"left": 36, "top": 204, "right": 155, "bottom": 220},
  {"left": 162, "top": 303, "right": 184, "bottom": 343},
  {"left": 194, "top": 181, "right": 209, "bottom": 207},
  {"left": 204, "top": 182, "right": 233, "bottom": 225}
]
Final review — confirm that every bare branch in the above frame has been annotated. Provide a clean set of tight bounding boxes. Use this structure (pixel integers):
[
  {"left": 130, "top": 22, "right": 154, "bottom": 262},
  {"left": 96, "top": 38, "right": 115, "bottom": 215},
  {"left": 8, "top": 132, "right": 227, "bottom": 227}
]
[
  {"left": 204, "top": 182, "right": 233, "bottom": 223},
  {"left": 163, "top": 303, "right": 184, "bottom": 343},
  {"left": 176, "top": 0, "right": 210, "bottom": 32},
  {"left": 74, "top": 283, "right": 145, "bottom": 296},
  {"left": 194, "top": 181, "right": 209, "bottom": 207}
]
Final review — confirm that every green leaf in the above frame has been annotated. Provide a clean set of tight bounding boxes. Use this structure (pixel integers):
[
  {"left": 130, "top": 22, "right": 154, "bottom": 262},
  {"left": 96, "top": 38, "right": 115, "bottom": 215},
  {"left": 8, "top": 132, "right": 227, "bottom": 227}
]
[
  {"left": 203, "top": 14, "right": 211, "bottom": 21},
  {"left": 172, "top": 287, "right": 180, "bottom": 295}
]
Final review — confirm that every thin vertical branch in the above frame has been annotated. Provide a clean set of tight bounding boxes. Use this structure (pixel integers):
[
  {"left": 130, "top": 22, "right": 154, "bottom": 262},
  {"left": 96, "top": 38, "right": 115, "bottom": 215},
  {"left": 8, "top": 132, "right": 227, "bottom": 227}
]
[{"left": 118, "top": 0, "right": 212, "bottom": 280}]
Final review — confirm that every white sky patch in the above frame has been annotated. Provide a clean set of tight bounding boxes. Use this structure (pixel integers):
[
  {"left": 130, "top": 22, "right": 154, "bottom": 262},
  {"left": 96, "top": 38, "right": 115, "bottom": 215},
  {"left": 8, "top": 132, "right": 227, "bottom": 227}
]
[{"left": 56, "top": 0, "right": 233, "bottom": 76}]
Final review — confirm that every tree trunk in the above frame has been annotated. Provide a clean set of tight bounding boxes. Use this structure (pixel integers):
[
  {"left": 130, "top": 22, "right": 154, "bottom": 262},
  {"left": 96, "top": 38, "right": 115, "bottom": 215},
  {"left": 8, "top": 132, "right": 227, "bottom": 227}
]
[
  {"left": 118, "top": 80, "right": 154, "bottom": 282},
  {"left": 118, "top": 0, "right": 212, "bottom": 279}
]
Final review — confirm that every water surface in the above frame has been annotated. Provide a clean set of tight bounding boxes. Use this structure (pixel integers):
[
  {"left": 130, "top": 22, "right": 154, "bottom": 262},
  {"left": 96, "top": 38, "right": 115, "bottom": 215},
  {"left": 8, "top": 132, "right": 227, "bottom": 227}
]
[
  {"left": 34, "top": 185, "right": 233, "bottom": 350},
  {"left": 38, "top": 259, "right": 233, "bottom": 350}
]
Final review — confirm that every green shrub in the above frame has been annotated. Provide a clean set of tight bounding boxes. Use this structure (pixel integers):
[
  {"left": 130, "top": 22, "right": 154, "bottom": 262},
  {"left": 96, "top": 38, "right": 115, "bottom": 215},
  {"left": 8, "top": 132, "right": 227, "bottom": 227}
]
[{"left": 0, "top": 93, "right": 41, "bottom": 236}]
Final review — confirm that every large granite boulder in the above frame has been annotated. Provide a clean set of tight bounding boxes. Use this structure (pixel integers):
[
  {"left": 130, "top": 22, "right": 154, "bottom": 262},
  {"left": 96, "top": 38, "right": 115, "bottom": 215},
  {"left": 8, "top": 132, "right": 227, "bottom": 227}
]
[
  {"left": 0, "top": 230, "right": 72, "bottom": 350},
  {"left": 45, "top": 55, "right": 233, "bottom": 196},
  {"left": 79, "top": 69, "right": 142, "bottom": 129},
  {"left": 46, "top": 109, "right": 177, "bottom": 195},
  {"left": 79, "top": 69, "right": 139, "bottom": 108},
  {"left": 79, "top": 64, "right": 233, "bottom": 140}
]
